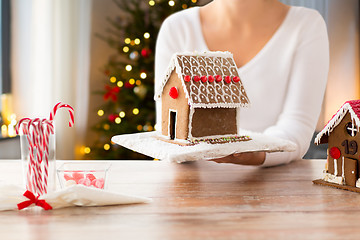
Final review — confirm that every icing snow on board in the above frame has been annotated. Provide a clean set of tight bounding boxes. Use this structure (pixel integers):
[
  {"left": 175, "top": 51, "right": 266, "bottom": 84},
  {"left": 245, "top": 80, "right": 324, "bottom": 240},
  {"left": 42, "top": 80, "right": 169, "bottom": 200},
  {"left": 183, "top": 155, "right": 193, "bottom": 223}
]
[{"left": 111, "top": 131, "right": 296, "bottom": 163}]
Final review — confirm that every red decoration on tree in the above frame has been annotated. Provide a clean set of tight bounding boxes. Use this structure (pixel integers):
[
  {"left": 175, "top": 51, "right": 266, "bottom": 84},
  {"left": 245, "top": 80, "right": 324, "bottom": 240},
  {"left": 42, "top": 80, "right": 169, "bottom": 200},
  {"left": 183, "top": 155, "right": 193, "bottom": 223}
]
[
  {"left": 329, "top": 147, "right": 341, "bottom": 159},
  {"left": 193, "top": 76, "right": 200, "bottom": 82},
  {"left": 224, "top": 76, "right": 231, "bottom": 83},
  {"left": 215, "top": 75, "right": 222, "bottom": 82},
  {"left": 104, "top": 85, "right": 120, "bottom": 102},
  {"left": 124, "top": 81, "right": 134, "bottom": 89},
  {"left": 208, "top": 75, "right": 214, "bottom": 83},
  {"left": 169, "top": 87, "right": 179, "bottom": 99},
  {"left": 201, "top": 76, "right": 207, "bottom": 83},
  {"left": 108, "top": 114, "right": 117, "bottom": 122},
  {"left": 233, "top": 76, "right": 240, "bottom": 82},
  {"left": 184, "top": 75, "right": 191, "bottom": 82},
  {"left": 141, "top": 48, "right": 152, "bottom": 58}
]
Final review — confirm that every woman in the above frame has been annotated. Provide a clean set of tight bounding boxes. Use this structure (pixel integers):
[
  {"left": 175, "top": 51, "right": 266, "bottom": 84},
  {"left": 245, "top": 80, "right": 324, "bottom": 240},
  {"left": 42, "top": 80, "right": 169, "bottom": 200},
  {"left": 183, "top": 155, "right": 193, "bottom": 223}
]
[{"left": 154, "top": 0, "right": 329, "bottom": 167}]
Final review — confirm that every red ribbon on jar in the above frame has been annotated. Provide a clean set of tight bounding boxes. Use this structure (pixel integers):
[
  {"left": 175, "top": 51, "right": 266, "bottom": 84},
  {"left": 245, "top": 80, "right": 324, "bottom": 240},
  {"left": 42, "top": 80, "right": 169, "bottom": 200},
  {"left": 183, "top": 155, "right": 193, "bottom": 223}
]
[{"left": 17, "top": 190, "right": 52, "bottom": 210}]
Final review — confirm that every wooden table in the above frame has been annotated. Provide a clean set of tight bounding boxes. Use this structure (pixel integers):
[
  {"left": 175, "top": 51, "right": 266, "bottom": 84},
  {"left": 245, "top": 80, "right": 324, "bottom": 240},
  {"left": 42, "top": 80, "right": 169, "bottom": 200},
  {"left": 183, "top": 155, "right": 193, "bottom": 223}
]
[{"left": 1, "top": 159, "right": 360, "bottom": 239}]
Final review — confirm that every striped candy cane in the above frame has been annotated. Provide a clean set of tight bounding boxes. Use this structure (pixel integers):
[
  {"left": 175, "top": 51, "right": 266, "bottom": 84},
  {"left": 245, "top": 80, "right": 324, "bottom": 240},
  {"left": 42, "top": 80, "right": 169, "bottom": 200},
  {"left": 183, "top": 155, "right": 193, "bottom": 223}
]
[
  {"left": 40, "top": 119, "right": 54, "bottom": 193},
  {"left": 27, "top": 118, "right": 44, "bottom": 195},
  {"left": 16, "top": 102, "right": 74, "bottom": 196},
  {"left": 49, "top": 102, "right": 74, "bottom": 127},
  {"left": 17, "top": 118, "right": 34, "bottom": 192}
]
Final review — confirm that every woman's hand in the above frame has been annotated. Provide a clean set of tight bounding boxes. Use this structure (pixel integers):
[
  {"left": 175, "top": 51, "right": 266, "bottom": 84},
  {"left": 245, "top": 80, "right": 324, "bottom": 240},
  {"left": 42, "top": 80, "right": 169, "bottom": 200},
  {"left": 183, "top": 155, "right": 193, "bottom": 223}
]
[{"left": 208, "top": 152, "right": 266, "bottom": 166}]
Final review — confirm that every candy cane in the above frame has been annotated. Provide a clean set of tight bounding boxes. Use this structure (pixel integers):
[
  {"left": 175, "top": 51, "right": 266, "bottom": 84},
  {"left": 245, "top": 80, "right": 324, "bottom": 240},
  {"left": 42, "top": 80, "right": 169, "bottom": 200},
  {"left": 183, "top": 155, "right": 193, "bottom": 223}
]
[
  {"left": 16, "top": 102, "right": 74, "bottom": 196},
  {"left": 27, "top": 118, "right": 44, "bottom": 195},
  {"left": 15, "top": 118, "right": 31, "bottom": 135},
  {"left": 40, "top": 119, "right": 54, "bottom": 193},
  {"left": 49, "top": 102, "right": 74, "bottom": 127},
  {"left": 16, "top": 118, "right": 35, "bottom": 192}
]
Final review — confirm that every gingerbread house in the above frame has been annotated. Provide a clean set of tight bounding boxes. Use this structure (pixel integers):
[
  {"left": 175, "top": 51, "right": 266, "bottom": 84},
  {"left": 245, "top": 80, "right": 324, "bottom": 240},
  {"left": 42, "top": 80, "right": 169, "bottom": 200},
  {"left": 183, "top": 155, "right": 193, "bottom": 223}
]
[
  {"left": 314, "top": 100, "right": 360, "bottom": 192},
  {"left": 155, "top": 51, "right": 250, "bottom": 144}
]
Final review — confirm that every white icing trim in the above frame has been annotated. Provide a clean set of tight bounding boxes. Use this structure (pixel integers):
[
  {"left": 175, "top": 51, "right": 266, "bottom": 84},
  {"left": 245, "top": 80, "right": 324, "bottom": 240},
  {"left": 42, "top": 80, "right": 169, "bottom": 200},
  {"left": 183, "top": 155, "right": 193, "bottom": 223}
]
[
  {"left": 191, "top": 103, "right": 250, "bottom": 109},
  {"left": 356, "top": 178, "right": 360, "bottom": 188},
  {"left": 323, "top": 172, "right": 344, "bottom": 185},
  {"left": 189, "top": 133, "right": 240, "bottom": 141},
  {"left": 342, "top": 156, "right": 345, "bottom": 179},
  {"left": 188, "top": 107, "right": 195, "bottom": 139},
  {"left": 315, "top": 102, "right": 360, "bottom": 144},
  {"left": 155, "top": 54, "right": 178, "bottom": 101},
  {"left": 334, "top": 158, "right": 338, "bottom": 176}
]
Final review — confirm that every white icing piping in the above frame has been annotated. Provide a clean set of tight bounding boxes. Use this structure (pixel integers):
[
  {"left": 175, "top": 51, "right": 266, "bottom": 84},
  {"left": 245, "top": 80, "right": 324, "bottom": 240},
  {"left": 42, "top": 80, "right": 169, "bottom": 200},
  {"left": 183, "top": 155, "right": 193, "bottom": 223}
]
[
  {"left": 188, "top": 133, "right": 240, "bottom": 141},
  {"left": 315, "top": 103, "right": 360, "bottom": 144},
  {"left": 191, "top": 103, "right": 250, "bottom": 109},
  {"left": 323, "top": 172, "right": 344, "bottom": 185},
  {"left": 334, "top": 158, "right": 338, "bottom": 176},
  {"left": 341, "top": 156, "right": 345, "bottom": 179},
  {"left": 155, "top": 54, "right": 178, "bottom": 101},
  {"left": 188, "top": 107, "right": 195, "bottom": 139}
]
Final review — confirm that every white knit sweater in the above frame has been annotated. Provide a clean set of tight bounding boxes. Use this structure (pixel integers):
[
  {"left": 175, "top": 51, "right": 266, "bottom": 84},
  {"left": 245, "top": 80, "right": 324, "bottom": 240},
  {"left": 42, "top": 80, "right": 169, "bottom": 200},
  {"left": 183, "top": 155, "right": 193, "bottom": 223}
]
[{"left": 154, "top": 6, "right": 329, "bottom": 166}]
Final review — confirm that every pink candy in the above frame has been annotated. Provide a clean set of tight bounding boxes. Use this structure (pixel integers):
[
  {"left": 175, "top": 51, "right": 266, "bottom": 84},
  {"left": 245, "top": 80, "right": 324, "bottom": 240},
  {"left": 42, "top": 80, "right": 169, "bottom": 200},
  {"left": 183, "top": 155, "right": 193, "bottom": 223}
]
[
  {"left": 63, "top": 172, "right": 105, "bottom": 189},
  {"left": 92, "top": 178, "right": 105, "bottom": 189}
]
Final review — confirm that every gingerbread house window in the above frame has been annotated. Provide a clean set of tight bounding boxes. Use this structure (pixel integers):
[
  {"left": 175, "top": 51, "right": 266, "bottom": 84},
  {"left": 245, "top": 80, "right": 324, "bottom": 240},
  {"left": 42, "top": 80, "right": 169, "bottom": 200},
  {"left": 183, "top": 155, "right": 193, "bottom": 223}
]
[{"left": 345, "top": 122, "right": 358, "bottom": 137}]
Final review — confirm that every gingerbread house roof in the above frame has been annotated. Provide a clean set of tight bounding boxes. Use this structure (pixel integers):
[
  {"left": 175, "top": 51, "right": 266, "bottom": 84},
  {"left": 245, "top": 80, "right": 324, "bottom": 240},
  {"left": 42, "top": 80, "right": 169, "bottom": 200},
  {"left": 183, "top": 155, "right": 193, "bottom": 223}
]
[
  {"left": 155, "top": 51, "right": 250, "bottom": 108},
  {"left": 315, "top": 100, "right": 360, "bottom": 144}
]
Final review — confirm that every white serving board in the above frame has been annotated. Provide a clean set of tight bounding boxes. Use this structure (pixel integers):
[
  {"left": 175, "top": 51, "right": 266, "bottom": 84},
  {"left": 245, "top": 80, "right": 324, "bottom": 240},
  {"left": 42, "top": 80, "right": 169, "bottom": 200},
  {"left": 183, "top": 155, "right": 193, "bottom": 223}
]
[{"left": 111, "top": 131, "right": 296, "bottom": 163}]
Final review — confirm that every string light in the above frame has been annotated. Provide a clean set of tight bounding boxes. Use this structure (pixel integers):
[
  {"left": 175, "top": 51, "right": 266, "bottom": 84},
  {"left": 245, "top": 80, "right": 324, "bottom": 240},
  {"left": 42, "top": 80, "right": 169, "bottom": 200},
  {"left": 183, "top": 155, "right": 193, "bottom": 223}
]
[
  {"left": 125, "top": 65, "right": 132, "bottom": 71},
  {"left": 123, "top": 46, "right": 129, "bottom": 53},
  {"left": 1, "top": 125, "right": 7, "bottom": 138},
  {"left": 133, "top": 108, "right": 139, "bottom": 115},
  {"left": 140, "top": 72, "right": 147, "bottom": 79},
  {"left": 144, "top": 32, "right": 150, "bottom": 39},
  {"left": 137, "top": 125, "right": 143, "bottom": 131},
  {"left": 136, "top": 80, "right": 142, "bottom": 85},
  {"left": 130, "top": 40, "right": 135, "bottom": 46},
  {"left": 97, "top": 109, "right": 104, "bottom": 116},
  {"left": 119, "top": 111, "right": 125, "bottom": 118},
  {"left": 84, "top": 147, "right": 91, "bottom": 154},
  {"left": 103, "top": 124, "right": 110, "bottom": 130},
  {"left": 149, "top": 0, "right": 155, "bottom": 6},
  {"left": 117, "top": 81, "right": 124, "bottom": 87},
  {"left": 104, "top": 144, "right": 110, "bottom": 151},
  {"left": 115, "top": 117, "right": 121, "bottom": 124},
  {"left": 191, "top": 0, "right": 197, "bottom": 3},
  {"left": 182, "top": 4, "right": 188, "bottom": 9},
  {"left": 124, "top": 38, "right": 131, "bottom": 44},
  {"left": 168, "top": 0, "right": 175, "bottom": 6},
  {"left": 110, "top": 76, "right": 116, "bottom": 83},
  {"left": 134, "top": 38, "right": 140, "bottom": 45},
  {"left": 129, "top": 78, "right": 135, "bottom": 85}
]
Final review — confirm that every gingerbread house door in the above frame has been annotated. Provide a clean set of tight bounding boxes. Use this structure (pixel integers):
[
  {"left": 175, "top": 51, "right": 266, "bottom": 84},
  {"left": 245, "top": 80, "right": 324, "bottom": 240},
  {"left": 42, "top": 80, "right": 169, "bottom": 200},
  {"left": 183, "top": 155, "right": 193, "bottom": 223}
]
[
  {"left": 344, "top": 157, "right": 358, "bottom": 187},
  {"left": 169, "top": 110, "right": 177, "bottom": 140}
]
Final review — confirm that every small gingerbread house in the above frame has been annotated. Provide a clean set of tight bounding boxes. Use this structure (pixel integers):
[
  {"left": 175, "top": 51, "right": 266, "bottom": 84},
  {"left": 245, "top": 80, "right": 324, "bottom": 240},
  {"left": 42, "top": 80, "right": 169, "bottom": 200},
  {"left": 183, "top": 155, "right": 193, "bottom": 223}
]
[
  {"left": 155, "top": 51, "right": 250, "bottom": 143},
  {"left": 314, "top": 100, "right": 360, "bottom": 191}
]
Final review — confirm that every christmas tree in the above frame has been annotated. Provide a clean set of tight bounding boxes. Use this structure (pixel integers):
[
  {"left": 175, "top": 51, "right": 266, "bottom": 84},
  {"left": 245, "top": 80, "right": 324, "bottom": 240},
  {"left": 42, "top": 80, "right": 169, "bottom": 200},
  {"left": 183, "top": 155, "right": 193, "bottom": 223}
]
[{"left": 88, "top": 0, "right": 203, "bottom": 160}]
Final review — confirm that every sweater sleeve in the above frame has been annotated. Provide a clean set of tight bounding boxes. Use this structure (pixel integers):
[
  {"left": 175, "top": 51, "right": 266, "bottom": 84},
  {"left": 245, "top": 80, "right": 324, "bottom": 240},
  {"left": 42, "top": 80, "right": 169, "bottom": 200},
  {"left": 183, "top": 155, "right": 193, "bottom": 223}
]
[{"left": 262, "top": 12, "right": 329, "bottom": 167}]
